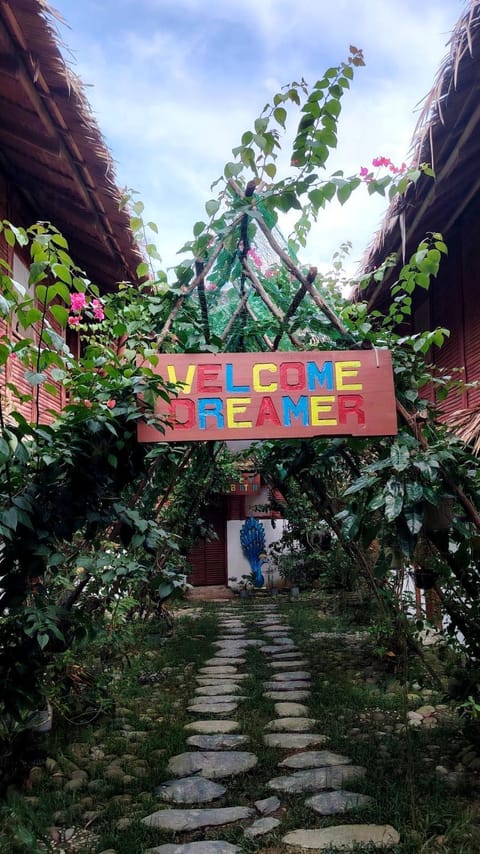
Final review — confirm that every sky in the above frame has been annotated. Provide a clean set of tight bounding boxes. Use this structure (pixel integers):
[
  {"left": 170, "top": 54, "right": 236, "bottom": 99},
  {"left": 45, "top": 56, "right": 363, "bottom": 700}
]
[{"left": 50, "top": 0, "right": 464, "bottom": 277}]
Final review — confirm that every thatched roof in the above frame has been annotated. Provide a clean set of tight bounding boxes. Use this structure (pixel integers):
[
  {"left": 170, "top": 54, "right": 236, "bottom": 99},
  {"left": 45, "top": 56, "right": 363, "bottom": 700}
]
[
  {"left": 362, "top": 0, "right": 480, "bottom": 307},
  {"left": 0, "top": 0, "right": 142, "bottom": 289}
]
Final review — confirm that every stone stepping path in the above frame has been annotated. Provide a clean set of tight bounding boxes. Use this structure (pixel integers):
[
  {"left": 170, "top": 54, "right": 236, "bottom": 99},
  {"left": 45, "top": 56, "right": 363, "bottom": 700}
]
[
  {"left": 155, "top": 777, "right": 226, "bottom": 804},
  {"left": 265, "top": 717, "right": 317, "bottom": 732},
  {"left": 146, "top": 844, "right": 240, "bottom": 854},
  {"left": 184, "top": 720, "right": 239, "bottom": 734},
  {"left": 141, "top": 602, "right": 399, "bottom": 851},
  {"left": 283, "top": 824, "right": 400, "bottom": 849},
  {"left": 167, "top": 750, "right": 258, "bottom": 779},
  {"left": 268, "top": 765, "right": 367, "bottom": 793},
  {"left": 186, "top": 734, "right": 249, "bottom": 750},
  {"left": 142, "top": 806, "right": 255, "bottom": 831},
  {"left": 305, "top": 790, "right": 373, "bottom": 815}
]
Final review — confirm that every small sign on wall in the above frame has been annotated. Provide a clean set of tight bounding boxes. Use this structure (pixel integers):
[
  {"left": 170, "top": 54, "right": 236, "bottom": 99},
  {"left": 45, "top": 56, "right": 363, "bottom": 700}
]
[
  {"left": 138, "top": 350, "right": 397, "bottom": 442},
  {"left": 228, "top": 473, "right": 261, "bottom": 495}
]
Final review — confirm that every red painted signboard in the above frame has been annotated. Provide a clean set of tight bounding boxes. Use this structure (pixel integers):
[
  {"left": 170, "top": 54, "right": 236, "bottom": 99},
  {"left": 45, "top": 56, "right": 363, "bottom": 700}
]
[{"left": 137, "top": 350, "right": 397, "bottom": 442}]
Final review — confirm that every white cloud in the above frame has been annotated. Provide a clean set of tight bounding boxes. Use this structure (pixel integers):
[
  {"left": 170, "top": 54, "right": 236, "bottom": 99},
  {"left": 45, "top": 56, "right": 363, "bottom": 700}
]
[{"left": 54, "top": 0, "right": 461, "bottom": 273}]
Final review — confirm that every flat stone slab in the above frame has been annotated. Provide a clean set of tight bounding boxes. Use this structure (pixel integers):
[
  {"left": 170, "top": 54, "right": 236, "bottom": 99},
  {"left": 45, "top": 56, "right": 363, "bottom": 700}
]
[
  {"left": 265, "top": 717, "right": 317, "bottom": 733},
  {"left": 272, "top": 671, "right": 311, "bottom": 681},
  {"left": 191, "top": 694, "right": 246, "bottom": 704},
  {"left": 187, "top": 734, "right": 249, "bottom": 750},
  {"left": 264, "top": 733, "right": 327, "bottom": 750},
  {"left": 199, "top": 667, "right": 242, "bottom": 675},
  {"left": 155, "top": 777, "right": 226, "bottom": 804},
  {"left": 268, "top": 765, "right": 366, "bottom": 793},
  {"left": 168, "top": 751, "right": 258, "bottom": 780},
  {"left": 274, "top": 702, "right": 310, "bottom": 717},
  {"left": 214, "top": 639, "right": 264, "bottom": 648},
  {"left": 217, "top": 646, "right": 249, "bottom": 661},
  {"left": 184, "top": 720, "right": 239, "bottom": 734},
  {"left": 261, "top": 649, "right": 300, "bottom": 658},
  {"left": 278, "top": 750, "right": 351, "bottom": 769},
  {"left": 305, "top": 790, "right": 373, "bottom": 815},
  {"left": 142, "top": 807, "right": 255, "bottom": 832},
  {"left": 146, "top": 844, "right": 240, "bottom": 854},
  {"left": 255, "top": 795, "right": 281, "bottom": 815},
  {"left": 265, "top": 691, "right": 310, "bottom": 702},
  {"left": 262, "top": 646, "right": 298, "bottom": 655},
  {"left": 196, "top": 676, "right": 247, "bottom": 686},
  {"left": 283, "top": 824, "right": 400, "bottom": 849},
  {"left": 271, "top": 661, "right": 308, "bottom": 670},
  {"left": 204, "top": 658, "right": 246, "bottom": 666},
  {"left": 188, "top": 702, "right": 239, "bottom": 715},
  {"left": 195, "top": 684, "right": 243, "bottom": 696},
  {"left": 264, "top": 681, "right": 311, "bottom": 691},
  {"left": 244, "top": 817, "right": 281, "bottom": 838}
]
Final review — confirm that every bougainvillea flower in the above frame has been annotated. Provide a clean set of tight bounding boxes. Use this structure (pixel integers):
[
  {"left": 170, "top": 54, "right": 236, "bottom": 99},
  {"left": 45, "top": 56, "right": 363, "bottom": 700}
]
[
  {"left": 91, "top": 298, "right": 105, "bottom": 320},
  {"left": 70, "top": 292, "right": 86, "bottom": 312},
  {"left": 372, "top": 156, "right": 391, "bottom": 168},
  {"left": 68, "top": 315, "right": 80, "bottom": 326}
]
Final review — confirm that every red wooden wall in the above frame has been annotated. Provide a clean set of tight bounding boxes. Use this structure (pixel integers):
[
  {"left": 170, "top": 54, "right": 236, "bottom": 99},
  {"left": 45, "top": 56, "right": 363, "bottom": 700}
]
[{"left": 0, "top": 171, "right": 66, "bottom": 424}]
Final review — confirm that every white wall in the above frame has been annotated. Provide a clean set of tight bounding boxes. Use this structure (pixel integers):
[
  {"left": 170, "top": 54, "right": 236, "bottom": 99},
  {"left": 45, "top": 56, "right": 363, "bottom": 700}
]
[{"left": 226, "top": 518, "right": 287, "bottom": 588}]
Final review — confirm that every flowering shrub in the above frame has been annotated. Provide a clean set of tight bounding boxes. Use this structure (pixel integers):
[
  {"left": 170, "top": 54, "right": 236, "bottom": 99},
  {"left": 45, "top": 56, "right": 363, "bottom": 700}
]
[{"left": 68, "top": 291, "right": 105, "bottom": 326}]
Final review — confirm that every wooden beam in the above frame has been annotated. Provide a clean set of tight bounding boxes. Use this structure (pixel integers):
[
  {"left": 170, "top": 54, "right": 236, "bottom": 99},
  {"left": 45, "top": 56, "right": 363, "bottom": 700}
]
[{"left": 0, "top": 118, "right": 61, "bottom": 156}]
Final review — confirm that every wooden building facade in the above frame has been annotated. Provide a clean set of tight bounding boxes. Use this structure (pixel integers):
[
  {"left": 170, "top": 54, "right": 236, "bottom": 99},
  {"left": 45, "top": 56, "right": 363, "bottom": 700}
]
[
  {"left": 363, "top": 1, "right": 480, "bottom": 422},
  {"left": 0, "top": 0, "right": 141, "bottom": 422}
]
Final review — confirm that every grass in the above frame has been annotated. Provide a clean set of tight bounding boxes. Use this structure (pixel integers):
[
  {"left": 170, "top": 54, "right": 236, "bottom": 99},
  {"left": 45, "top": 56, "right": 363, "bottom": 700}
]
[{"left": 1, "top": 595, "right": 480, "bottom": 852}]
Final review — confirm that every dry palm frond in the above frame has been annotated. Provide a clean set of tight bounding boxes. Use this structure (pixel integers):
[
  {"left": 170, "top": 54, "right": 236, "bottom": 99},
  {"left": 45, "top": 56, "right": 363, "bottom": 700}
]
[
  {"left": 446, "top": 405, "right": 480, "bottom": 455},
  {"left": 363, "top": 1, "right": 480, "bottom": 276}
]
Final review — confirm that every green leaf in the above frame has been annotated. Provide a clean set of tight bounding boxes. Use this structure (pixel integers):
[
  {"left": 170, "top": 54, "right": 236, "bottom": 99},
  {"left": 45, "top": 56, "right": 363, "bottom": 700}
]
[
  {"left": 254, "top": 117, "right": 268, "bottom": 134},
  {"left": 390, "top": 443, "right": 410, "bottom": 472},
  {"left": 193, "top": 221, "right": 206, "bottom": 237},
  {"left": 52, "top": 263, "right": 72, "bottom": 285},
  {"left": 37, "top": 633, "right": 50, "bottom": 650},
  {"left": 343, "top": 475, "right": 377, "bottom": 496},
  {"left": 325, "top": 99, "right": 341, "bottom": 117},
  {"left": 404, "top": 505, "right": 423, "bottom": 535},
  {"left": 49, "top": 304, "right": 69, "bottom": 326},
  {"left": 406, "top": 482, "right": 424, "bottom": 502},
  {"left": 24, "top": 370, "right": 47, "bottom": 387},
  {"left": 274, "top": 107, "right": 287, "bottom": 128},
  {"left": 337, "top": 184, "right": 352, "bottom": 205},
  {"left": 264, "top": 162, "right": 277, "bottom": 179},
  {"left": 205, "top": 199, "right": 220, "bottom": 217},
  {"left": 136, "top": 261, "right": 150, "bottom": 278}
]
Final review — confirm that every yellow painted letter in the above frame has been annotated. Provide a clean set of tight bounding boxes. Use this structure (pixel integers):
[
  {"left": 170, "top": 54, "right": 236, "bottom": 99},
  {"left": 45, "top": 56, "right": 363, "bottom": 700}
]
[
  {"left": 310, "top": 396, "right": 337, "bottom": 426},
  {"left": 167, "top": 364, "right": 196, "bottom": 393},
  {"left": 253, "top": 363, "right": 277, "bottom": 392},
  {"left": 226, "top": 398, "right": 252, "bottom": 428},
  {"left": 335, "top": 360, "right": 362, "bottom": 391}
]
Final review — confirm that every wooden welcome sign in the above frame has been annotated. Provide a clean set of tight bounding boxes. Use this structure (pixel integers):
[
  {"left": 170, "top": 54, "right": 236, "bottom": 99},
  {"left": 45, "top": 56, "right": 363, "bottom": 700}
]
[{"left": 137, "top": 350, "right": 397, "bottom": 442}]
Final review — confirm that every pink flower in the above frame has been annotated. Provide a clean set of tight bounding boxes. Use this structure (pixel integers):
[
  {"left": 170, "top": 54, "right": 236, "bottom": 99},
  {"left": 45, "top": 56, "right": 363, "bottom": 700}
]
[
  {"left": 372, "top": 156, "right": 391, "bottom": 168},
  {"left": 70, "top": 292, "right": 86, "bottom": 312},
  {"left": 91, "top": 298, "right": 105, "bottom": 320},
  {"left": 68, "top": 315, "right": 80, "bottom": 327},
  {"left": 247, "top": 248, "right": 263, "bottom": 268},
  {"left": 360, "top": 166, "right": 369, "bottom": 177},
  {"left": 107, "top": 399, "right": 116, "bottom": 409},
  {"left": 83, "top": 399, "right": 92, "bottom": 409},
  {"left": 205, "top": 282, "right": 217, "bottom": 292},
  {"left": 264, "top": 269, "right": 274, "bottom": 279}
]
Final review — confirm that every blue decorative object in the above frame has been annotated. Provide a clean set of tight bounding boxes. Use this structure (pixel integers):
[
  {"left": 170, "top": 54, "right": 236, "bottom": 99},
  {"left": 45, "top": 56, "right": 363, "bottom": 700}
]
[{"left": 240, "top": 517, "right": 266, "bottom": 587}]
